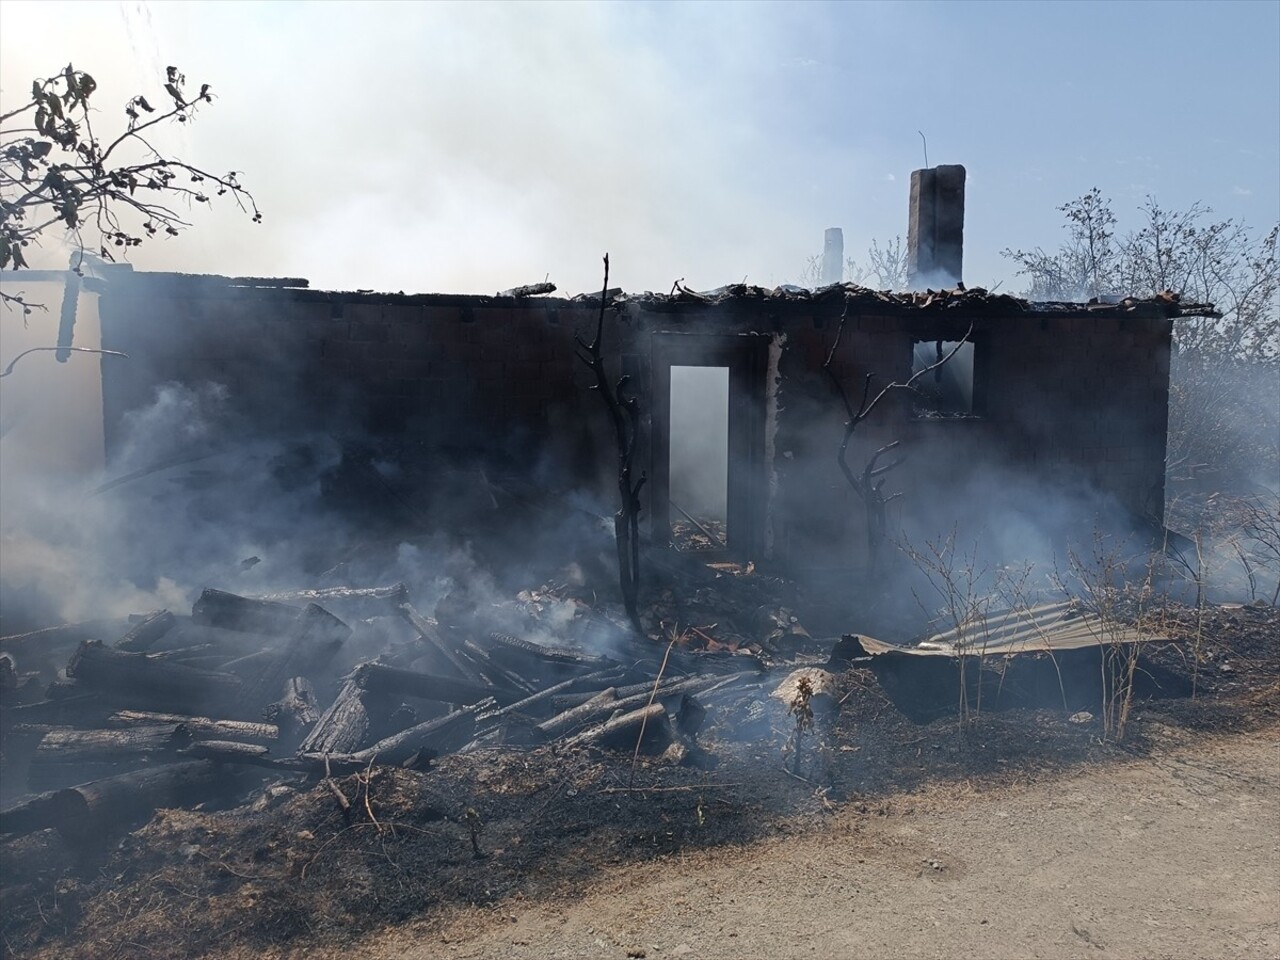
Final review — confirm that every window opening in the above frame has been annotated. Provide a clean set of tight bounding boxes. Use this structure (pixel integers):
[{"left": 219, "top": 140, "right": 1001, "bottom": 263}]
[
  {"left": 668, "top": 365, "right": 729, "bottom": 550},
  {"left": 911, "top": 339, "right": 976, "bottom": 417}
]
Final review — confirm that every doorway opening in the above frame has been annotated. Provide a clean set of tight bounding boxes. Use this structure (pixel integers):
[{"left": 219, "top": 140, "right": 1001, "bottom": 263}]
[{"left": 668, "top": 365, "right": 728, "bottom": 551}]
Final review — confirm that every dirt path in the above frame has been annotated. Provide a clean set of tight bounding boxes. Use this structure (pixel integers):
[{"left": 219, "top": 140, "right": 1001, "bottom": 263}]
[{"left": 333, "top": 723, "right": 1279, "bottom": 960}]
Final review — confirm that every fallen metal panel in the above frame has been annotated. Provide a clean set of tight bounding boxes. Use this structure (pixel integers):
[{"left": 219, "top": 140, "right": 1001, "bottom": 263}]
[{"left": 855, "top": 602, "right": 1169, "bottom": 658}]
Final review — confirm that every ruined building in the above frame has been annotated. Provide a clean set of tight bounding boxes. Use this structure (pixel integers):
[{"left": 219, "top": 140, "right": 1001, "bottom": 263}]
[{"left": 84, "top": 166, "right": 1216, "bottom": 583}]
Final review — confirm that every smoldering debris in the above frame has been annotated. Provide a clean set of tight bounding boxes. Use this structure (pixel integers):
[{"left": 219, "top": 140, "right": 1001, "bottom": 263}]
[
  {"left": 0, "top": 545, "right": 1230, "bottom": 844},
  {"left": 1, "top": 551, "right": 1276, "bottom": 960},
  {"left": 0, "top": 549, "right": 856, "bottom": 842}
]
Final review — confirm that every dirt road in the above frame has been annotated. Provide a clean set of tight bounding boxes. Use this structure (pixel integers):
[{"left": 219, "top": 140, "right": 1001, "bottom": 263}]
[{"left": 342, "top": 723, "right": 1279, "bottom": 960}]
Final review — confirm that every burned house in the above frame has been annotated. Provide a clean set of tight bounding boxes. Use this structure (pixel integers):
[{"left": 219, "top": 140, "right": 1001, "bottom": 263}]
[
  {"left": 90, "top": 299, "right": 1205, "bottom": 578},
  {"left": 75, "top": 166, "right": 1216, "bottom": 593}
]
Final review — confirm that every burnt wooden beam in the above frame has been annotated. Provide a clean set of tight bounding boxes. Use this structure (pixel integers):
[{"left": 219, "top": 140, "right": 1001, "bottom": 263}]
[
  {"left": 191, "top": 588, "right": 300, "bottom": 636},
  {"left": 66, "top": 640, "right": 242, "bottom": 714},
  {"left": 105, "top": 710, "right": 279, "bottom": 742},
  {"left": 235, "top": 603, "right": 350, "bottom": 714},
  {"left": 355, "top": 662, "right": 521, "bottom": 707},
  {"left": 308, "top": 698, "right": 497, "bottom": 772},
  {"left": 297, "top": 678, "right": 369, "bottom": 756},
  {"left": 114, "top": 610, "right": 177, "bottom": 652},
  {"left": 264, "top": 677, "right": 320, "bottom": 739},
  {"left": 561, "top": 703, "right": 671, "bottom": 752}
]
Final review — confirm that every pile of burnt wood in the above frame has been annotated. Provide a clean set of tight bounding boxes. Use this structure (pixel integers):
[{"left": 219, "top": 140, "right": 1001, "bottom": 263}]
[{"left": 0, "top": 584, "right": 773, "bottom": 845}]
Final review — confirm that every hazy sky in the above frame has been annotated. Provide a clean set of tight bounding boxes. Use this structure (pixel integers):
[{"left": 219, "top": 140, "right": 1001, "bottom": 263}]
[{"left": 1, "top": 0, "right": 1276, "bottom": 296}]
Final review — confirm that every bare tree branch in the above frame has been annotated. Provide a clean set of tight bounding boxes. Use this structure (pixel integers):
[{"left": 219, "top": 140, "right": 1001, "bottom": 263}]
[
  {"left": 823, "top": 302, "right": 973, "bottom": 569},
  {"left": 2, "top": 63, "right": 260, "bottom": 314}
]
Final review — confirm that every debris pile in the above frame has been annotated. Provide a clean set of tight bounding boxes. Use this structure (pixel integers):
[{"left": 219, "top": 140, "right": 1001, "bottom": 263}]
[
  {"left": 613, "top": 280, "right": 1222, "bottom": 320},
  {"left": 0, "top": 565, "right": 836, "bottom": 846}
]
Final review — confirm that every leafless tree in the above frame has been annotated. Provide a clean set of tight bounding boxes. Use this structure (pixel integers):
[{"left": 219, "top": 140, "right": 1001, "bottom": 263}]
[
  {"left": 846, "top": 236, "right": 908, "bottom": 291},
  {"left": 1002, "top": 191, "right": 1279, "bottom": 499},
  {"left": 576, "top": 254, "right": 646, "bottom": 631},
  {"left": 799, "top": 236, "right": 908, "bottom": 291},
  {"left": 823, "top": 303, "right": 972, "bottom": 571}
]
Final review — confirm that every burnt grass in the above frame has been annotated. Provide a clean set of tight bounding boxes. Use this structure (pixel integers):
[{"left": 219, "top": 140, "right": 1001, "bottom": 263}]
[{"left": 2, "top": 603, "right": 1277, "bottom": 960}]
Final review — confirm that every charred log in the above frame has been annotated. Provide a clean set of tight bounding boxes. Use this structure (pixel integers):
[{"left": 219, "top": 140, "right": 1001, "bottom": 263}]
[
  {"left": 319, "top": 698, "right": 496, "bottom": 771},
  {"left": 561, "top": 703, "right": 671, "bottom": 752},
  {"left": 457, "top": 638, "right": 537, "bottom": 695},
  {"left": 181, "top": 740, "right": 277, "bottom": 767},
  {"left": 395, "top": 599, "right": 486, "bottom": 683},
  {"left": 355, "top": 662, "right": 521, "bottom": 707},
  {"left": 0, "top": 619, "right": 130, "bottom": 658},
  {"left": 105, "top": 711, "right": 279, "bottom": 742},
  {"left": 66, "top": 640, "right": 242, "bottom": 714},
  {"left": 235, "top": 603, "right": 350, "bottom": 714},
  {"left": 191, "top": 588, "right": 300, "bottom": 636},
  {"left": 28, "top": 724, "right": 192, "bottom": 791},
  {"left": 486, "top": 631, "right": 611, "bottom": 669},
  {"left": 49, "top": 761, "right": 229, "bottom": 844},
  {"left": 264, "top": 677, "right": 321, "bottom": 739},
  {"left": 536, "top": 687, "right": 619, "bottom": 739},
  {"left": 481, "top": 668, "right": 628, "bottom": 724},
  {"left": 114, "top": 610, "right": 177, "bottom": 652},
  {"left": 550, "top": 675, "right": 724, "bottom": 716},
  {"left": 297, "top": 678, "right": 369, "bottom": 756}
]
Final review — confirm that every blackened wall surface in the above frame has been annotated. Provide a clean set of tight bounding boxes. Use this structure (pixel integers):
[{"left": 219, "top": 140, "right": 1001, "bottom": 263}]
[
  {"left": 98, "top": 273, "right": 1174, "bottom": 579},
  {"left": 98, "top": 277, "right": 612, "bottom": 495}
]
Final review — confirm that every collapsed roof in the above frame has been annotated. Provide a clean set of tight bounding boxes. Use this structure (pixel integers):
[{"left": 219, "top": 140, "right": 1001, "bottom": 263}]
[{"left": 604, "top": 281, "right": 1222, "bottom": 321}]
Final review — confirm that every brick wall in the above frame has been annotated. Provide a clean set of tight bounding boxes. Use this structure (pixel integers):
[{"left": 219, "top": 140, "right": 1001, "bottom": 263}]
[
  {"left": 98, "top": 278, "right": 611, "bottom": 493},
  {"left": 98, "top": 274, "right": 1174, "bottom": 577}
]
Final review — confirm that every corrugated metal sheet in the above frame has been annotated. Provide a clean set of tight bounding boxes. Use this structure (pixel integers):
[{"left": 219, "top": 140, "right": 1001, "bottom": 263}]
[{"left": 857, "top": 600, "right": 1164, "bottom": 658}]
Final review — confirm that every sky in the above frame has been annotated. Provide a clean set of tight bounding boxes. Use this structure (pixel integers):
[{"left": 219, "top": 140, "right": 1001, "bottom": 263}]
[{"left": 0, "top": 0, "right": 1277, "bottom": 297}]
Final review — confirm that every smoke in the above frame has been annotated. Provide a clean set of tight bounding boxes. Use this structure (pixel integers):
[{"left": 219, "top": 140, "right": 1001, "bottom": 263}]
[{"left": 669, "top": 365, "right": 729, "bottom": 521}]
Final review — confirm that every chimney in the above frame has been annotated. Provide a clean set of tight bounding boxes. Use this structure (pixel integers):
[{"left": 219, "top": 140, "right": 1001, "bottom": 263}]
[
  {"left": 820, "top": 227, "right": 844, "bottom": 285},
  {"left": 906, "top": 164, "right": 965, "bottom": 289}
]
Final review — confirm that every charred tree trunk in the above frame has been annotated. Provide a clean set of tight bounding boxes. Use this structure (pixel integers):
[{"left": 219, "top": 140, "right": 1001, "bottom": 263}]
[
  {"left": 0, "top": 760, "right": 230, "bottom": 843},
  {"left": 575, "top": 254, "right": 646, "bottom": 632}
]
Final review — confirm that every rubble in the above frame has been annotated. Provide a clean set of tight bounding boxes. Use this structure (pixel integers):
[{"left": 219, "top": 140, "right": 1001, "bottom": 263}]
[{"left": 0, "top": 565, "right": 792, "bottom": 844}]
